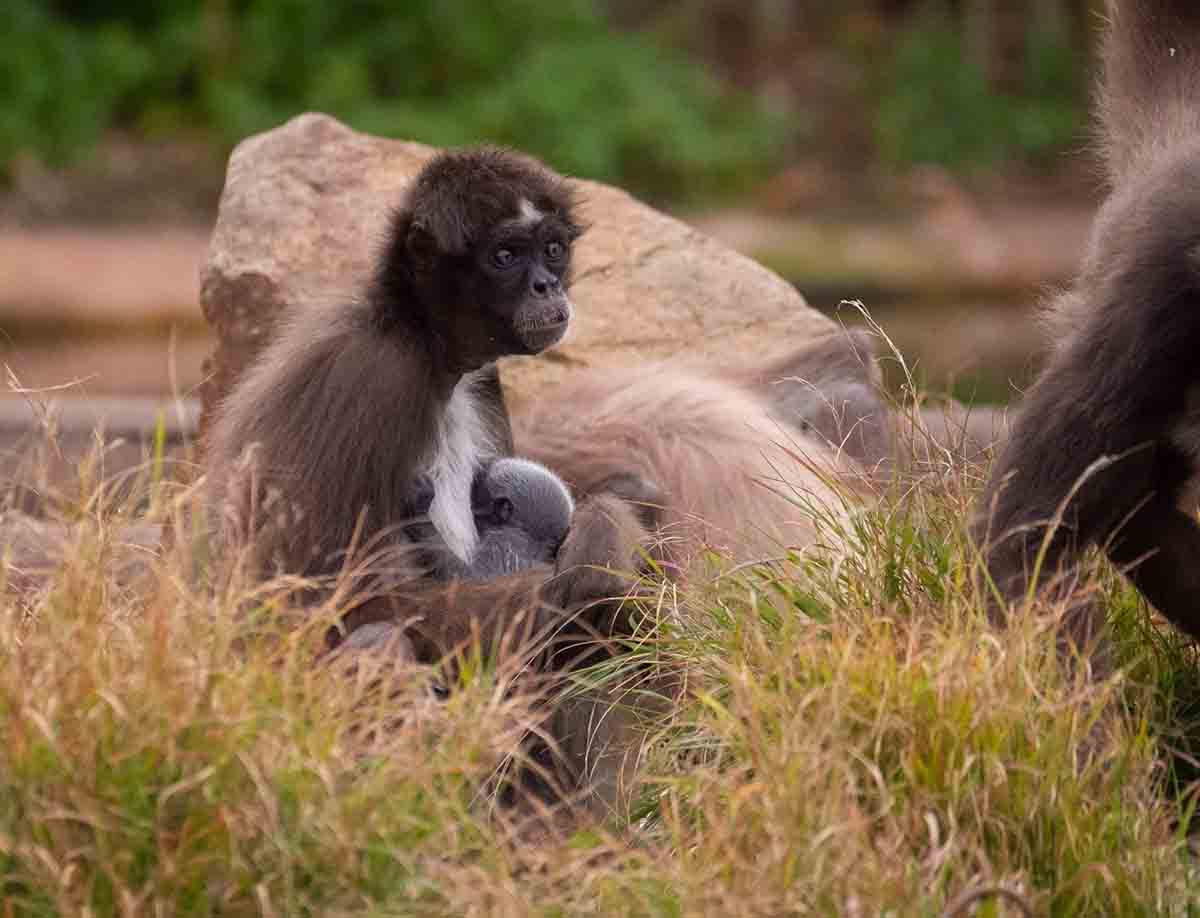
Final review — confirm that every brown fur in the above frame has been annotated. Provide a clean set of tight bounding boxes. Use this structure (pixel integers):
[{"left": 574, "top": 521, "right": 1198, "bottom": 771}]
[
  {"left": 717, "top": 327, "right": 893, "bottom": 477},
  {"left": 516, "top": 361, "right": 859, "bottom": 576},
  {"left": 976, "top": 0, "right": 1200, "bottom": 640}
]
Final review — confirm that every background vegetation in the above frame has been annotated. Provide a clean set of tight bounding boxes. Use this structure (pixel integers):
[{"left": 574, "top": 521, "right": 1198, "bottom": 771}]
[{"left": 5, "top": 0, "right": 1098, "bottom": 202}]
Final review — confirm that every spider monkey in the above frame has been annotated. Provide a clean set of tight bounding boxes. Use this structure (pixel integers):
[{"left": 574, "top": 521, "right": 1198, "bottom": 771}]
[{"left": 976, "top": 0, "right": 1200, "bottom": 640}]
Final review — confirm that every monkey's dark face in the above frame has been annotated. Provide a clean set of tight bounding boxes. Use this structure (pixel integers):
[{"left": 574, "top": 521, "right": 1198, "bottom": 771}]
[
  {"left": 460, "top": 204, "right": 577, "bottom": 360},
  {"left": 388, "top": 147, "right": 584, "bottom": 371}
]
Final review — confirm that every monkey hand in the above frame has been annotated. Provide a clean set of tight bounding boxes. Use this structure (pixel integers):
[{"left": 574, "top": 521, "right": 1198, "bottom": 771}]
[
  {"left": 588, "top": 472, "right": 664, "bottom": 531},
  {"left": 543, "top": 493, "right": 651, "bottom": 642}
]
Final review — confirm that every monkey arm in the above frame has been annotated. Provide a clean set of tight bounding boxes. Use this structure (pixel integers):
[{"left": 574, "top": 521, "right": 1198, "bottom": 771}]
[
  {"left": 543, "top": 493, "right": 652, "bottom": 641},
  {"left": 207, "top": 316, "right": 450, "bottom": 578},
  {"left": 976, "top": 301, "right": 1200, "bottom": 632},
  {"left": 332, "top": 569, "right": 554, "bottom": 664},
  {"left": 976, "top": 355, "right": 1162, "bottom": 611},
  {"left": 583, "top": 473, "right": 663, "bottom": 531}
]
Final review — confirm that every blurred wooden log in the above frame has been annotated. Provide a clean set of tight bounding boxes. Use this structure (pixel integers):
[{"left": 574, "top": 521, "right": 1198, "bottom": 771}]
[
  {"left": 0, "top": 395, "right": 198, "bottom": 437},
  {"left": 0, "top": 396, "right": 201, "bottom": 516}
]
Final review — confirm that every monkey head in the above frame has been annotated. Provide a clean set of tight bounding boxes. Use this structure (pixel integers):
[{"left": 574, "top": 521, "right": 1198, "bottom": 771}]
[
  {"left": 788, "top": 380, "right": 891, "bottom": 472},
  {"left": 379, "top": 146, "right": 584, "bottom": 371},
  {"left": 470, "top": 457, "right": 575, "bottom": 574}
]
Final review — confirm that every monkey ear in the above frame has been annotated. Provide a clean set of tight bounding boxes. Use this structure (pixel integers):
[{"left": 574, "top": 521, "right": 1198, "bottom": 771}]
[{"left": 413, "top": 199, "right": 471, "bottom": 257}]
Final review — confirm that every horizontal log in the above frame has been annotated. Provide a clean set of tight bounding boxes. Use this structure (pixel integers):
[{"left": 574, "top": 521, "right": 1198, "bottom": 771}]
[{"left": 0, "top": 395, "right": 200, "bottom": 439}]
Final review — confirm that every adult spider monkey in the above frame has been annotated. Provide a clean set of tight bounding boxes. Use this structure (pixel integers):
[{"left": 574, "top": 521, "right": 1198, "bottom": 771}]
[{"left": 976, "top": 1, "right": 1200, "bottom": 641}]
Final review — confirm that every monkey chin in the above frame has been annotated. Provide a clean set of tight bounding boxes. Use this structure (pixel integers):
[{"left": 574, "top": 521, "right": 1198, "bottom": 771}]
[
  {"left": 515, "top": 318, "right": 570, "bottom": 355},
  {"left": 520, "top": 323, "right": 568, "bottom": 354},
  {"left": 513, "top": 296, "right": 573, "bottom": 355}
]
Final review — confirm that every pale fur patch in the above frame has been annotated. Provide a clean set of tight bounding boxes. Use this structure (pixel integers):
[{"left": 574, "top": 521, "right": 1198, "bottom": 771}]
[
  {"left": 426, "top": 370, "right": 501, "bottom": 562},
  {"left": 514, "top": 365, "right": 861, "bottom": 568},
  {"left": 517, "top": 197, "right": 543, "bottom": 225}
]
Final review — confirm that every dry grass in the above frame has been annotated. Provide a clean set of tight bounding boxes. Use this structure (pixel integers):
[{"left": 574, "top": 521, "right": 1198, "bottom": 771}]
[{"left": 1, "top": 384, "right": 1199, "bottom": 916}]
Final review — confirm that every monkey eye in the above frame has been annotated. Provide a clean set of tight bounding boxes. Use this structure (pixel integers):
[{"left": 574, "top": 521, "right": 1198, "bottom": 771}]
[
  {"left": 493, "top": 497, "right": 514, "bottom": 524},
  {"left": 545, "top": 240, "right": 565, "bottom": 262},
  {"left": 492, "top": 247, "right": 516, "bottom": 269}
]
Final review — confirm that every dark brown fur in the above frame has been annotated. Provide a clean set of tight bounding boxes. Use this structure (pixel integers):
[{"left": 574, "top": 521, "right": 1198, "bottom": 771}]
[{"left": 976, "top": 0, "right": 1200, "bottom": 639}]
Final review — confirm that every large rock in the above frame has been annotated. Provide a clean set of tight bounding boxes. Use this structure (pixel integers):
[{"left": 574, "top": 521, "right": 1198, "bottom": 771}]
[{"left": 198, "top": 113, "right": 833, "bottom": 426}]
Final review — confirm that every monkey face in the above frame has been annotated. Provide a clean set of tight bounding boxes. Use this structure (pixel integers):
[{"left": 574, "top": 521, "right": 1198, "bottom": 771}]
[
  {"left": 420, "top": 209, "right": 578, "bottom": 369},
  {"left": 392, "top": 147, "right": 583, "bottom": 369},
  {"left": 471, "top": 208, "right": 577, "bottom": 357}
]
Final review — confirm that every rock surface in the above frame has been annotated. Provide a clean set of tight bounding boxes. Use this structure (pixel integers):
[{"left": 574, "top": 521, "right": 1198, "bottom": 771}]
[{"left": 198, "top": 113, "right": 833, "bottom": 427}]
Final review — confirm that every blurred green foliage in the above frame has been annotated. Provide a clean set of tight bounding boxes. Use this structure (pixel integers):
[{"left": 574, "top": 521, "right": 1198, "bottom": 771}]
[
  {"left": 1, "top": 2, "right": 153, "bottom": 172},
  {"left": 2, "top": 0, "right": 1096, "bottom": 199},
  {"left": 2, "top": 0, "right": 785, "bottom": 201},
  {"left": 873, "top": 5, "right": 1087, "bottom": 170}
]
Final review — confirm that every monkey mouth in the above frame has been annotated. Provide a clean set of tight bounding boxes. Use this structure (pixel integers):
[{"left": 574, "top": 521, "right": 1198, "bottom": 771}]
[{"left": 517, "top": 319, "right": 569, "bottom": 353}]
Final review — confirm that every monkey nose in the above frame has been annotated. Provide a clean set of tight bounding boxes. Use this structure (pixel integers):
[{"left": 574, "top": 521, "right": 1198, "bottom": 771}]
[{"left": 532, "top": 275, "right": 560, "bottom": 297}]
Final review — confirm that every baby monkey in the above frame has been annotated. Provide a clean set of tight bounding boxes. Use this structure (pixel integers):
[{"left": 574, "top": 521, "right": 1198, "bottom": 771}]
[
  {"left": 408, "top": 457, "right": 575, "bottom": 579},
  {"left": 414, "top": 457, "right": 660, "bottom": 580}
]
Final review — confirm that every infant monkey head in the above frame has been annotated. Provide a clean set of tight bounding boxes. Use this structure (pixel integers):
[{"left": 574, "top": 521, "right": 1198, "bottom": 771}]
[
  {"left": 468, "top": 457, "right": 576, "bottom": 577},
  {"left": 377, "top": 147, "right": 584, "bottom": 371}
]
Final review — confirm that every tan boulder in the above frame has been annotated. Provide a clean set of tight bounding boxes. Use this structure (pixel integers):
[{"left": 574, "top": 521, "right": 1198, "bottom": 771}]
[{"left": 198, "top": 112, "right": 834, "bottom": 426}]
